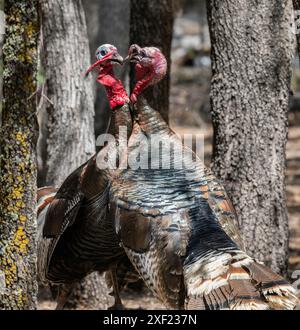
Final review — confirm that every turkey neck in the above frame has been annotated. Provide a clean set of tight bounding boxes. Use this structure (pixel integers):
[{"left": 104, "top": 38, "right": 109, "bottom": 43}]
[
  {"left": 81, "top": 69, "right": 132, "bottom": 198},
  {"left": 134, "top": 96, "right": 170, "bottom": 135},
  {"left": 107, "top": 104, "right": 132, "bottom": 141},
  {"left": 98, "top": 66, "right": 132, "bottom": 141}
]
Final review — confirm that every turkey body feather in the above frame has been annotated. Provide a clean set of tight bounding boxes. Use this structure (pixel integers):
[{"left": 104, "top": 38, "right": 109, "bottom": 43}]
[
  {"left": 37, "top": 156, "right": 125, "bottom": 284},
  {"left": 110, "top": 98, "right": 298, "bottom": 310},
  {"left": 37, "top": 102, "right": 138, "bottom": 310}
]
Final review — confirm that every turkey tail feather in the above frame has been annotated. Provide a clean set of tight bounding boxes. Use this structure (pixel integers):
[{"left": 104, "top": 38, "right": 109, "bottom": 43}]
[
  {"left": 184, "top": 201, "right": 298, "bottom": 310},
  {"left": 185, "top": 255, "right": 298, "bottom": 310},
  {"left": 244, "top": 262, "right": 298, "bottom": 310}
]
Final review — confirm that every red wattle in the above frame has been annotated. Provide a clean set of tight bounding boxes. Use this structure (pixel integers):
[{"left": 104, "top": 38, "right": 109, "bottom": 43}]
[
  {"left": 131, "top": 67, "right": 155, "bottom": 104},
  {"left": 97, "top": 69, "right": 129, "bottom": 110},
  {"left": 130, "top": 93, "right": 137, "bottom": 104}
]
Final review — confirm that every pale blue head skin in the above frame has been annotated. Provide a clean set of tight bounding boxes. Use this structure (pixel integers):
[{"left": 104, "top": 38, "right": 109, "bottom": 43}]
[
  {"left": 95, "top": 44, "right": 117, "bottom": 61},
  {"left": 85, "top": 44, "right": 123, "bottom": 78}
]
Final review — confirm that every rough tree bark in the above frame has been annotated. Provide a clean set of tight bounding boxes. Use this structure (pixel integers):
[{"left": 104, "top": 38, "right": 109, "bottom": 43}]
[
  {"left": 0, "top": 0, "right": 39, "bottom": 309},
  {"left": 82, "top": 0, "right": 130, "bottom": 137},
  {"left": 0, "top": 1, "right": 3, "bottom": 117},
  {"left": 40, "top": 0, "right": 95, "bottom": 186},
  {"left": 39, "top": 0, "right": 111, "bottom": 309},
  {"left": 207, "top": 0, "right": 294, "bottom": 274},
  {"left": 293, "top": 0, "right": 300, "bottom": 56},
  {"left": 130, "top": 0, "right": 175, "bottom": 122}
]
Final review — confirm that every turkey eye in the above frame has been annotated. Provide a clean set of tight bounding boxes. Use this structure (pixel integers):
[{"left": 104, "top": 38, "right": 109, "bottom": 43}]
[
  {"left": 140, "top": 50, "right": 146, "bottom": 57},
  {"left": 100, "top": 50, "right": 106, "bottom": 56}
]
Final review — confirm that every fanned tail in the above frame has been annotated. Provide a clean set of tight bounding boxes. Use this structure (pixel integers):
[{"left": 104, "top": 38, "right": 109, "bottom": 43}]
[
  {"left": 184, "top": 252, "right": 298, "bottom": 310},
  {"left": 244, "top": 262, "right": 298, "bottom": 310}
]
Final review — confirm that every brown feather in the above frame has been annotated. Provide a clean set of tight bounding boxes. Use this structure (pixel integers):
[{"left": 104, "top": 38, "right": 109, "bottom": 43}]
[
  {"left": 243, "top": 262, "right": 299, "bottom": 310},
  {"left": 43, "top": 197, "right": 81, "bottom": 238},
  {"left": 185, "top": 257, "right": 298, "bottom": 310},
  {"left": 37, "top": 187, "right": 57, "bottom": 201}
]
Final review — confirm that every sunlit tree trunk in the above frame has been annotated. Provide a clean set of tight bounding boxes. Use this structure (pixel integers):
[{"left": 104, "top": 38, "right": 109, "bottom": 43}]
[
  {"left": 293, "top": 0, "right": 300, "bottom": 58},
  {"left": 39, "top": 0, "right": 110, "bottom": 309},
  {"left": 40, "top": 0, "right": 95, "bottom": 186},
  {"left": 207, "top": 0, "right": 294, "bottom": 274},
  {"left": 0, "top": 0, "right": 39, "bottom": 309}
]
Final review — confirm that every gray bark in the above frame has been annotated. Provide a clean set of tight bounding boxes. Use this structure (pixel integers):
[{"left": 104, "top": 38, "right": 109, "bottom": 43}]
[
  {"left": 64, "top": 273, "right": 112, "bottom": 310},
  {"left": 39, "top": 0, "right": 110, "bottom": 309},
  {"left": 207, "top": 0, "right": 294, "bottom": 274},
  {"left": 82, "top": 0, "right": 130, "bottom": 138},
  {"left": 293, "top": 0, "right": 300, "bottom": 57},
  {"left": 130, "top": 0, "right": 175, "bottom": 123},
  {"left": 0, "top": 1, "right": 3, "bottom": 121},
  {"left": 0, "top": 0, "right": 39, "bottom": 309},
  {"left": 40, "top": 0, "right": 95, "bottom": 187}
]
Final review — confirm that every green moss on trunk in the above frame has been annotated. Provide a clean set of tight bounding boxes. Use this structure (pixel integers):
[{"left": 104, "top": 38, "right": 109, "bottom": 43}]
[{"left": 0, "top": 0, "right": 39, "bottom": 309}]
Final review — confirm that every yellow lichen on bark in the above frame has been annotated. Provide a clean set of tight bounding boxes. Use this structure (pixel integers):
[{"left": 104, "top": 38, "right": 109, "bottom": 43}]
[
  {"left": 13, "top": 226, "right": 30, "bottom": 254},
  {"left": 0, "top": 0, "right": 39, "bottom": 309},
  {"left": 0, "top": 127, "right": 37, "bottom": 308}
]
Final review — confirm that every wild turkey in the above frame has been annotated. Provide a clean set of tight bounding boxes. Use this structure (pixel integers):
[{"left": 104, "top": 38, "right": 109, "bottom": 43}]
[
  {"left": 37, "top": 44, "right": 135, "bottom": 309},
  {"left": 104, "top": 44, "right": 299, "bottom": 310}
]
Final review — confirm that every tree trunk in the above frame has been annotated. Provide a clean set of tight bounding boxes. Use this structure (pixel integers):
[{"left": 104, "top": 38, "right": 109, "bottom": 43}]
[
  {"left": 130, "top": 0, "right": 175, "bottom": 123},
  {"left": 82, "top": 0, "right": 130, "bottom": 138},
  {"left": 293, "top": 0, "right": 300, "bottom": 56},
  {"left": 207, "top": 0, "right": 294, "bottom": 275},
  {"left": 0, "top": 0, "right": 39, "bottom": 309},
  {"left": 40, "top": 0, "right": 95, "bottom": 187},
  {"left": 39, "top": 0, "right": 110, "bottom": 309},
  {"left": 64, "top": 273, "right": 112, "bottom": 310},
  {"left": 0, "top": 1, "right": 3, "bottom": 118}
]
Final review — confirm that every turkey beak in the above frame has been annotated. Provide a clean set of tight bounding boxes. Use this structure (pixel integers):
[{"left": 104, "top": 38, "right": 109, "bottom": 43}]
[
  {"left": 124, "top": 52, "right": 133, "bottom": 63},
  {"left": 125, "top": 44, "right": 141, "bottom": 63},
  {"left": 109, "top": 52, "right": 124, "bottom": 65},
  {"left": 85, "top": 51, "right": 123, "bottom": 78},
  {"left": 124, "top": 53, "right": 139, "bottom": 63}
]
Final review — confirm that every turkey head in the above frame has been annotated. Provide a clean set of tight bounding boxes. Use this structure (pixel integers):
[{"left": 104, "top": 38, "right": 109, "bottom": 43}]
[
  {"left": 126, "top": 44, "right": 167, "bottom": 104},
  {"left": 85, "top": 43, "right": 123, "bottom": 76},
  {"left": 86, "top": 44, "right": 129, "bottom": 110}
]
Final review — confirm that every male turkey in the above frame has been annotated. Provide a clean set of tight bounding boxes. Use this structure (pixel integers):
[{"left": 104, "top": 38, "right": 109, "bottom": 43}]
[
  {"left": 105, "top": 44, "right": 298, "bottom": 310},
  {"left": 37, "top": 44, "right": 136, "bottom": 309}
]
